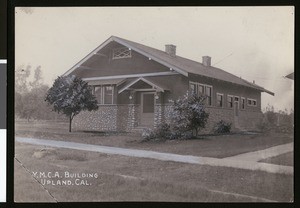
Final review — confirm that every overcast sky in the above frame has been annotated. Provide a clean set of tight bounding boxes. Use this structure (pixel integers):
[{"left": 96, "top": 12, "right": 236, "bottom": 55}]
[{"left": 15, "top": 6, "right": 294, "bottom": 112}]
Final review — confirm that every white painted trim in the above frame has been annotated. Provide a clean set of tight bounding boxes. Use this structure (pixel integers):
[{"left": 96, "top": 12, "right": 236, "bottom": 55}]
[
  {"left": 62, "top": 36, "right": 189, "bottom": 77},
  {"left": 118, "top": 77, "right": 165, "bottom": 94},
  {"left": 82, "top": 71, "right": 178, "bottom": 81},
  {"left": 0, "top": 60, "right": 7, "bottom": 64}
]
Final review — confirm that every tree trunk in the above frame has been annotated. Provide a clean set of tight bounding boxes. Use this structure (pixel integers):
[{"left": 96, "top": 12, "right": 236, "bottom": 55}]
[{"left": 69, "top": 115, "right": 72, "bottom": 132}]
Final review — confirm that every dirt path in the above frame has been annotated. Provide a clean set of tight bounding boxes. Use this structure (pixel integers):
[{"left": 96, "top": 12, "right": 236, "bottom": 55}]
[{"left": 16, "top": 137, "right": 293, "bottom": 175}]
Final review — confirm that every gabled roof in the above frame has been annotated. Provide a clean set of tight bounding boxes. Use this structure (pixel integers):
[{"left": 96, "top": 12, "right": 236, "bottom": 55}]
[
  {"left": 118, "top": 77, "right": 169, "bottom": 93},
  {"left": 64, "top": 35, "right": 274, "bottom": 95}
]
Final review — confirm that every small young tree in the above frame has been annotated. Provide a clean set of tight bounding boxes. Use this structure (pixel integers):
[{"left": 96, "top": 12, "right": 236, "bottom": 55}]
[
  {"left": 170, "top": 91, "right": 209, "bottom": 137},
  {"left": 45, "top": 75, "right": 98, "bottom": 132}
]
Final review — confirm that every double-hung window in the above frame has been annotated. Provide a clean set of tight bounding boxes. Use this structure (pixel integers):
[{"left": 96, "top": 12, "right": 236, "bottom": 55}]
[
  {"left": 198, "top": 84, "right": 205, "bottom": 95},
  {"left": 227, "top": 95, "right": 233, "bottom": 108},
  {"left": 94, "top": 85, "right": 114, "bottom": 104},
  {"left": 241, "top": 97, "right": 245, "bottom": 110},
  {"left": 189, "top": 82, "right": 212, "bottom": 106},
  {"left": 189, "top": 83, "right": 197, "bottom": 93},
  {"left": 205, "top": 86, "right": 212, "bottom": 106}
]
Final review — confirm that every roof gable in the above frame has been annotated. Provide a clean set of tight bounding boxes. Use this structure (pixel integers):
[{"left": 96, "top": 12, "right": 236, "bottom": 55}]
[{"left": 63, "top": 35, "right": 274, "bottom": 95}]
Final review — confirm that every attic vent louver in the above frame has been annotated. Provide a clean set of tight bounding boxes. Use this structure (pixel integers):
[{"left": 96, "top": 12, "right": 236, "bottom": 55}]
[
  {"left": 165, "top": 44, "right": 176, "bottom": 57},
  {"left": 202, "top": 56, "right": 211, "bottom": 67}
]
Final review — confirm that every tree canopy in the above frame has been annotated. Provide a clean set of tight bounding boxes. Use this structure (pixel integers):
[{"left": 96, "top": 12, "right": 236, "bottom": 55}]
[{"left": 45, "top": 75, "right": 98, "bottom": 132}]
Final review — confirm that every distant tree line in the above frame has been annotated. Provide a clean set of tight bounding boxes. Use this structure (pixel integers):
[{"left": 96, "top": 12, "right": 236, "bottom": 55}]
[
  {"left": 15, "top": 65, "right": 67, "bottom": 122},
  {"left": 257, "top": 104, "right": 294, "bottom": 133}
]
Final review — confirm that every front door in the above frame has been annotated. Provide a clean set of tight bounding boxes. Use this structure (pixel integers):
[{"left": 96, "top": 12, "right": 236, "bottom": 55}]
[{"left": 140, "top": 92, "right": 155, "bottom": 127}]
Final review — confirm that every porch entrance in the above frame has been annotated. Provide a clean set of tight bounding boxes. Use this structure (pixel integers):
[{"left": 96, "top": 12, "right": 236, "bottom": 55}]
[{"left": 140, "top": 92, "right": 155, "bottom": 127}]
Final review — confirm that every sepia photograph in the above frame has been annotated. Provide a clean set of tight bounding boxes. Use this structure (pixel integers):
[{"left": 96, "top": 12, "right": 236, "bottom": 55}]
[{"left": 14, "top": 6, "right": 294, "bottom": 202}]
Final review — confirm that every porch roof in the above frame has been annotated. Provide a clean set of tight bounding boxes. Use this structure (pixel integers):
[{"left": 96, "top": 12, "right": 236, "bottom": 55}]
[{"left": 118, "top": 77, "right": 169, "bottom": 94}]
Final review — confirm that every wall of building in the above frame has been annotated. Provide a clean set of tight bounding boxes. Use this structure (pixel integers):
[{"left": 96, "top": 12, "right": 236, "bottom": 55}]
[
  {"left": 73, "top": 104, "right": 140, "bottom": 132},
  {"left": 155, "top": 104, "right": 263, "bottom": 133},
  {"left": 73, "top": 101, "right": 262, "bottom": 133},
  {"left": 189, "top": 74, "right": 262, "bottom": 112},
  {"left": 71, "top": 48, "right": 170, "bottom": 78}
]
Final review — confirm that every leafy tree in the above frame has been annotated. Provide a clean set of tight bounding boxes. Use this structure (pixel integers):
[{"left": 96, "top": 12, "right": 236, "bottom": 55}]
[
  {"left": 29, "top": 65, "right": 43, "bottom": 89},
  {"left": 264, "top": 104, "right": 277, "bottom": 126},
  {"left": 45, "top": 75, "right": 98, "bottom": 132},
  {"left": 170, "top": 91, "right": 209, "bottom": 137}
]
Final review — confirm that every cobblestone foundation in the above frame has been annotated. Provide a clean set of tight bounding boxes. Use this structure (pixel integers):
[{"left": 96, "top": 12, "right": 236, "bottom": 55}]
[
  {"left": 73, "top": 104, "right": 262, "bottom": 132},
  {"left": 73, "top": 105, "right": 140, "bottom": 132}
]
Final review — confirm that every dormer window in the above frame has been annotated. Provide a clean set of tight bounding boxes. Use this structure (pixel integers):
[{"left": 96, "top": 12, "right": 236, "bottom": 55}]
[{"left": 112, "top": 47, "right": 132, "bottom": 59}]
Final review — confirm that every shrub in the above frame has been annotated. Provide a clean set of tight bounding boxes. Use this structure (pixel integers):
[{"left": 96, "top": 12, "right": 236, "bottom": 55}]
[
  {"left": 170, "top": 91, "right": 209, "bottom": 137},
  {"left": 213, "top": 120, "right": 232, "bottom": 134},
  {"left": 141, "top": 123, "right": 174, "bottom": 141},
  {"left": 142, "top": 92, "right": 209, "bottom": 141},
  {"left": 255, "top": 118, "right": 271, "bottom": 133},
  {"left": 141, "top": 128, "right": 156, "bottom": 141}
]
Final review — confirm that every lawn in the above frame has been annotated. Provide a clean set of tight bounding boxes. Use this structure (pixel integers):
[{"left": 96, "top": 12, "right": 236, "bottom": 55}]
[
  {"left": 14, "top": 142, "right": 293, "bottom": 202},
  {"left": 15, "top": 120, "right": 294, "bottom": 159},
  {"left": 260, "top": 152, "right": 294, "bottom": 167}
]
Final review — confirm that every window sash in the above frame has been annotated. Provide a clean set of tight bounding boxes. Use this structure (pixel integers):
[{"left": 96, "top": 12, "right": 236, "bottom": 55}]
[
  {"left": 247, "top": 98, "right": 257, "bottom": 107},
  {"left": 198, "top": 84, "right": 205, "bottom": 95},
  {"left": 189, "top": 82, "right": 212, "bottom": 106},
  {"left": 189, "top": 83, "right": 197, "bottom": 93},
  {"left": 241, "top": 98, "right": 245, "bottom": 109},
  {"left": 104, "top": 86, "right": 113, "bottom": 104},
  {"left": 93, "top": 85, "right": 114, "bottom": 105},
  {"left": 205, "top": 86, "right": 212, "bottom": 105}
]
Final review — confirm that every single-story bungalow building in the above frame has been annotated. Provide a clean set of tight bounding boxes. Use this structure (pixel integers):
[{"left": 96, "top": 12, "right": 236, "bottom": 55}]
[{"left": 63, "top": 36, "right": 274, "bottom": 132}]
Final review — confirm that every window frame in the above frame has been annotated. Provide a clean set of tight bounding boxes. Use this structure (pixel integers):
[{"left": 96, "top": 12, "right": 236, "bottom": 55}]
[
  {"left": 216, "top": 93, "right": 224, "bottom": 108},
  {"left": 93, "top": 85, "right": 115, "bottom": 105},
  {"left": 227, "top": 95, "right": 233, "bottom": 108},
  {"left": 241, "top": 97, "right": 246, "bottom": 110},
  {"left": 189, "top": 81, "right": 213, "bottom": 106},
  {"left": 247, "top": 98, "right": 257, "bottom": 107}
]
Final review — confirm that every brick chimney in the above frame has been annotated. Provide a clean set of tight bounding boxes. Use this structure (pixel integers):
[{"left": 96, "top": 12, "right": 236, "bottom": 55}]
[
  {"left": 202, "top": 56, "right": 211, "bottom": 67},
  {"left": 165, "top": 44, "right": 176, "bottom": 57}
]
